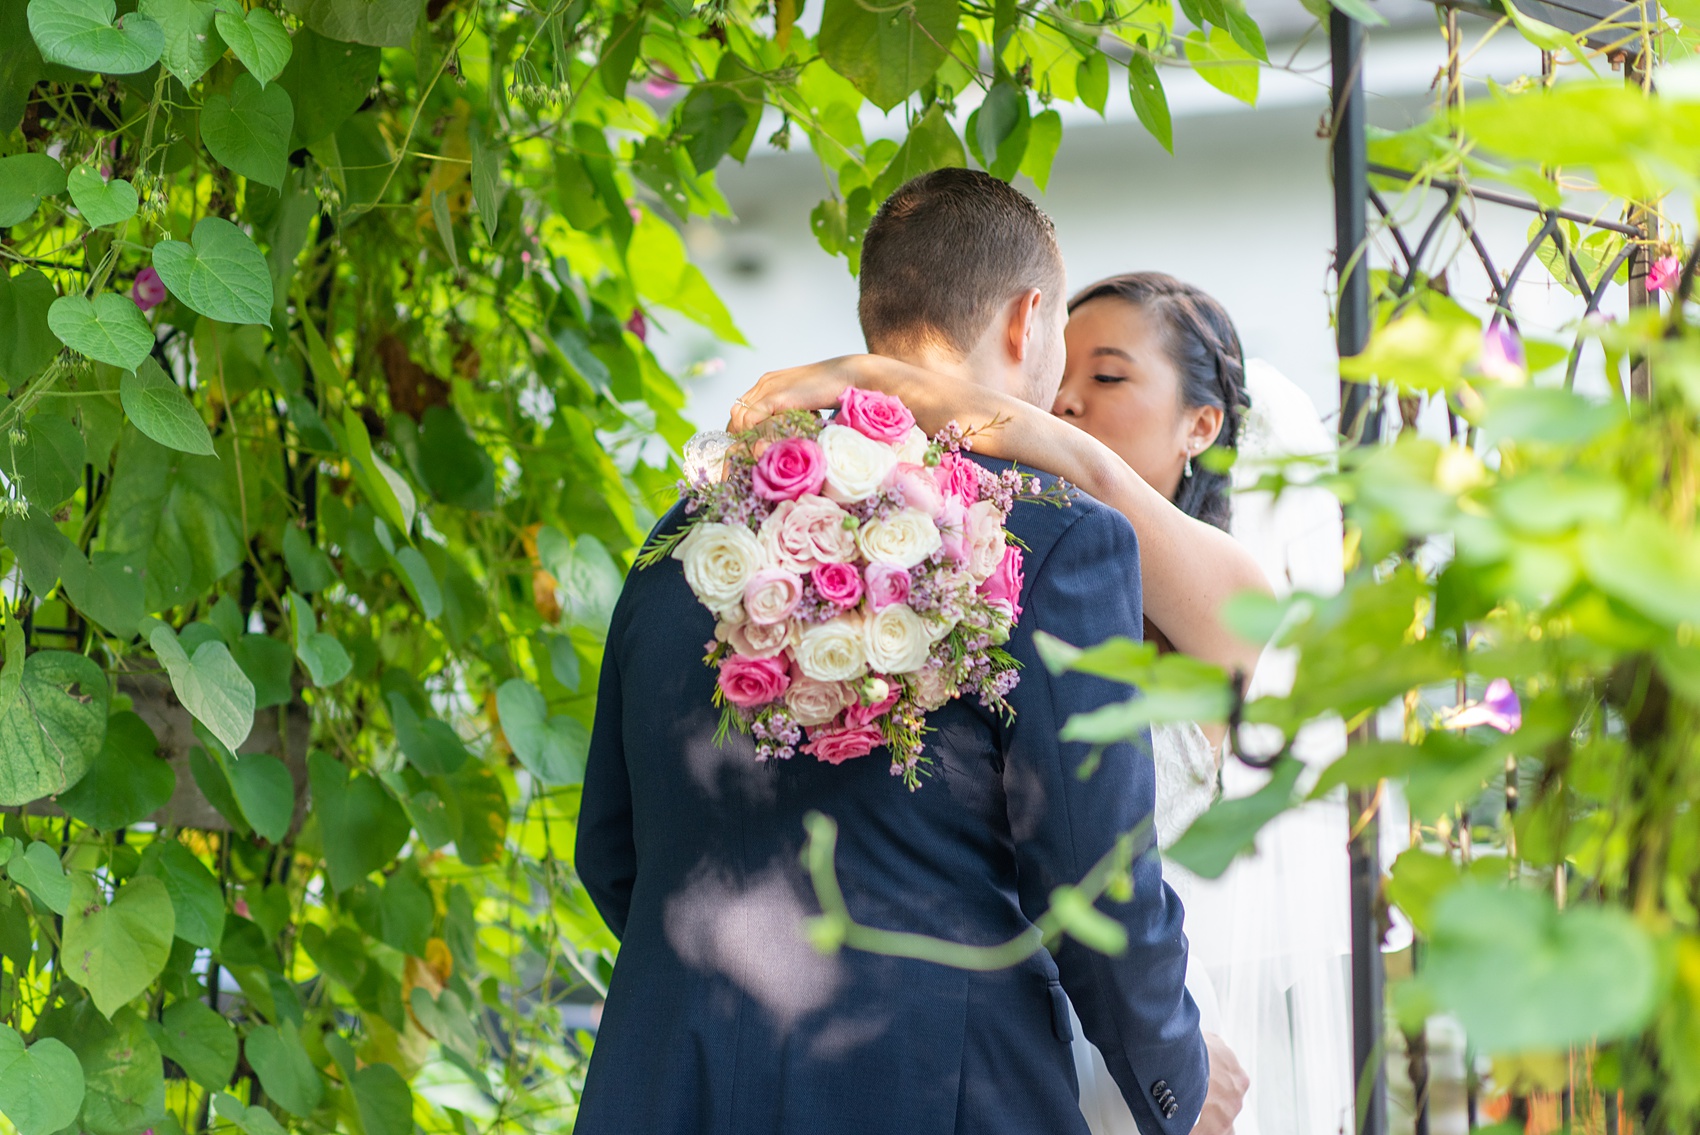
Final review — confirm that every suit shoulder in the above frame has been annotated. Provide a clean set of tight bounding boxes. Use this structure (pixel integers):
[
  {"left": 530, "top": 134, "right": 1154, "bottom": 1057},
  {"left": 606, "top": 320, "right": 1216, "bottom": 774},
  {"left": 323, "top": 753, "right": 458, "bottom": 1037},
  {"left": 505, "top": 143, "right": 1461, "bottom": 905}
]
[{"left": 1007, "top": 485, "right": 1137, "bottom": 570}]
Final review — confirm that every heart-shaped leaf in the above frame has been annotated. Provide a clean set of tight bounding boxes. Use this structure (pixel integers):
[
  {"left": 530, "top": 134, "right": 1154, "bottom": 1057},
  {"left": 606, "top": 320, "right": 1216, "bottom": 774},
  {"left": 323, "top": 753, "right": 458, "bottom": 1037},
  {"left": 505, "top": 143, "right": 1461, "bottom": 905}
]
[
  {"left": 0, "top": 154, "right": 67, "bottom": 228},
  {"left": 201, "top": 73, "right": 293, "bottom": 188},
  {"left": 137, "top": 839, "right": 224, "bottom": 949},
  {"left": 0, "top": 1025, "right": 85, "bottom": 1135},
  {"left": 276, "top": 28, "right": 379, "bottom": 147},
  {"left": 54, "top": 711, "right": 172, "bottom": 831},
  {"left": 0, "top": 650, "right": 110, "bottom": 807},
  {"left": 60, "top": 550, "right": 146, "bottom": 639},
  {"left": 0, "top": 269, "right": 61, "bottom": 389},
  {"left": 67, "top": 163, "right": 137, "bottom": 228},
  {"left": 288, "top": 591, "right": 351, "bottom": 687},
  {"left": 28, "top": 0, "right": 164, "bottom": 73},
  {"left": 148, "top": 621, "right": 255, "bottom": 752},
  {"left": 47, "top": 293, "right": 154, "bottom": 371},
  {"left": 213, "top": 1092, "right": 288, "bottom": 1135},
  {"left": 215, "top": 6, "right": 291, "bottom": 85},
  {"left": 53, "top": 1004, "right": 164, "bottom": 1135},
  {"left": 225, "top": 747, "right": 293, "bottom": 843},
  {"left": 5, "top": 840, "right": 71, "bottom": 915},
  {"left": 5, "top": 413, "right": 85, "bottom": 510},
  {"left": 307, "top": 750, "right": 411, "bottom": 892},
  {"left": 137, "top": 0, "right": 222, "bottom": 84},
  {"left": 244, "top": 1022, "right": 323, "bottom": 1117},
  {"left": 495, "top": 678, "right": 588, "bottom": 785},
  {"left": 151, "top": 217, "right": 274, "bottom": 325},
  {"left": 282, "top": 524, "right": 337, "bottom": 593},
  {"left": 284, "top": 0, "right": 422, "bottom": 47},
  {"left": 121, "top": 357, "right": 213, "bottom": 455},
  {"left": 385, "top": 691, "right": 468, "bottom": 775},
  {"left": 152, "top": 1001, "right": 237, "bottom": 1093},
  {"left": 63, "top": 873, "right": 175, "bottom": 1017}
]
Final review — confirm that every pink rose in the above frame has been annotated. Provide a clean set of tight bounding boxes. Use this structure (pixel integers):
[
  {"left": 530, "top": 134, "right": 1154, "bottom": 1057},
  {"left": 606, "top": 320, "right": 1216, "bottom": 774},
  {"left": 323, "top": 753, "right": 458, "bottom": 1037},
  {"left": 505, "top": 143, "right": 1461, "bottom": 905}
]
[
  {"left": 935, "top": 452, "right": 981, "bottom": 504},
  {"left": 718, "top": 653, "right": 790, "bottom": 708},
  {"left": 132, "top": 266, "right": 167, "bottom": 312},
  {"left": 759, "top": 495, "right": 857, "bottom": 571},
  {"left": 885, "top": 462, "right": 945, "bottom": 519},
  {"left": 936, "top": 496, "right": 970, "bottom": 566},
  {"left": 744, "top": 568, "right": 803, "bottom": 624},
  {"left": 837, "top": 387, "right": 916, "bottom": 444},
  {"left": 843, "top": 681, "right": 900, "bottom": 728},
  {"left": 802, "top": 722, "right": 884, "bottom": 765},
  {"left": 754, "top": 437, "right": 827, "bottom": 502},
  {"left": 864, "top": 562, "right": 911, "bottom": 611},
  {"left": 812, "top": 562, "right": 864, "bottom": 608},
  {"left": 978, "top": 544, "right": 1025, "bottom": 619}
]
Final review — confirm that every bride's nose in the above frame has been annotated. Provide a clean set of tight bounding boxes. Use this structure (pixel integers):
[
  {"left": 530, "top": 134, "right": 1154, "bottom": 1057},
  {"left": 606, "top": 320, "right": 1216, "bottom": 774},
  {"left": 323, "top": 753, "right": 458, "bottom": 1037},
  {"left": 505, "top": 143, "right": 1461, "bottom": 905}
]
[{"left": 1052, "top": 376, "right": 1083, "bottom": 418}]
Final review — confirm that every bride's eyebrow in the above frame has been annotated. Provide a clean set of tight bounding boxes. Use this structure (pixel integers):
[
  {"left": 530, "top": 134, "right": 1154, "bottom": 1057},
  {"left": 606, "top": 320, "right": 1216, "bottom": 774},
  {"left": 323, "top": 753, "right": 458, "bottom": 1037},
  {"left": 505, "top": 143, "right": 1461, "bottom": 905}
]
[{"left": 1091, "top": 346, "right": 1135, "bottom": 362}]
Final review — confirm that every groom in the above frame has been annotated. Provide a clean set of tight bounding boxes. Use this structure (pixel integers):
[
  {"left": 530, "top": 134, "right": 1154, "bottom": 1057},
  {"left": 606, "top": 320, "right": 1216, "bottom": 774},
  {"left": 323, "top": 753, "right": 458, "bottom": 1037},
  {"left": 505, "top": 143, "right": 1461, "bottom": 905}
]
[{"left": 577, "top": 168, "right": 1238, "bottom": 1134}]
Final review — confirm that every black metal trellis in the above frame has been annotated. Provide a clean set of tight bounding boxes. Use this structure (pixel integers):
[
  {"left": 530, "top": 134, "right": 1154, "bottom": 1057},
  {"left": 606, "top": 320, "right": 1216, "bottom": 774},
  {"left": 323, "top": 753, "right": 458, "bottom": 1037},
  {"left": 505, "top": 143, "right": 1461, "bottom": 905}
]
[{"left": 1327, "top": 2, "right": 1655, "bottom": 1130}]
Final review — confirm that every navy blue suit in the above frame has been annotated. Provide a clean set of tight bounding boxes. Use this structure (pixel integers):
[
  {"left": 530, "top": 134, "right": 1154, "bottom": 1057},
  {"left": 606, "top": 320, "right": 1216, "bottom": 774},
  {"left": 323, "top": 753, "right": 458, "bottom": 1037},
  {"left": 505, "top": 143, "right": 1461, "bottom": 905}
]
[{"left": 575, "top": 460, "right": 1206, "bottom": 1134}]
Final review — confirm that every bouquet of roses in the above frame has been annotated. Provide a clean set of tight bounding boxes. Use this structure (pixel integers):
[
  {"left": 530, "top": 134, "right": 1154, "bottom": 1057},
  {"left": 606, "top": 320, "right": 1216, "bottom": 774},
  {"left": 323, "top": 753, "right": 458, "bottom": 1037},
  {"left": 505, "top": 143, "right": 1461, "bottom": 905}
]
[{"left": 640, "top": 387, "right": 1065, "bottom": 789}]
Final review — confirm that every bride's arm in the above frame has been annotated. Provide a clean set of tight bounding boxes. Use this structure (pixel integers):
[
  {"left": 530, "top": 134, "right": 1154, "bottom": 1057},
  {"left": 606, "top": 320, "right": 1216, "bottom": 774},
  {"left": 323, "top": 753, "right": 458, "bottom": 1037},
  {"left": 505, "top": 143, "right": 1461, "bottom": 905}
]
[{"left": 730, "top": 356, "right": 1272, "bottom": 681}]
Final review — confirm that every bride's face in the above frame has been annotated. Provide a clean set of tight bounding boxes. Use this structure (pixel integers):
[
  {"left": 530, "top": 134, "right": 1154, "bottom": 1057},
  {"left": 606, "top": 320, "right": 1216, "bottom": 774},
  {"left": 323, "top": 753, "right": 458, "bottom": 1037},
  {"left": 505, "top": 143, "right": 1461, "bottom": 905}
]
[{"left": 1053, "top": 297, "right": 1199, "bottom": 501}]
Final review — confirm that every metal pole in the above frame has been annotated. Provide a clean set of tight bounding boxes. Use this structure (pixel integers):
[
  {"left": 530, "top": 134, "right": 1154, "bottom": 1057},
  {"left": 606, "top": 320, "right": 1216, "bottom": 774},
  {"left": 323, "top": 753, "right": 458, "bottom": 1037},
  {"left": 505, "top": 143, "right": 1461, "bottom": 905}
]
[{"left": 1331, "top": 8, "right": 1388, "bottom": 1135}]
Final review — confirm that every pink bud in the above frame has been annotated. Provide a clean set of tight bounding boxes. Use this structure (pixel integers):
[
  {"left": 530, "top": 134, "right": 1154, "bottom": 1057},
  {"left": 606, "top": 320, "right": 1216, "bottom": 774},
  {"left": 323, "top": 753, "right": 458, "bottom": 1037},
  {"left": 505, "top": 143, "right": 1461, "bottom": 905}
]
[
  {"left": 132, "top": 266, "right": 167, "bottom": 312},
  {"left": 626, "top": 310, "right": 647, "bottom": 341}
]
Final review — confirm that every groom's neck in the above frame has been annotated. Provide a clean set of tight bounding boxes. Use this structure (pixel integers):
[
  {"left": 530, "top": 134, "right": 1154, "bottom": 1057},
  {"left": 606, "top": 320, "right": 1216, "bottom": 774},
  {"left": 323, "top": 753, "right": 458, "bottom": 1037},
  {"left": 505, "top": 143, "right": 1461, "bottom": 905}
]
[{"left": 877, "top": 341, "right": 1015, "bottom": 394}]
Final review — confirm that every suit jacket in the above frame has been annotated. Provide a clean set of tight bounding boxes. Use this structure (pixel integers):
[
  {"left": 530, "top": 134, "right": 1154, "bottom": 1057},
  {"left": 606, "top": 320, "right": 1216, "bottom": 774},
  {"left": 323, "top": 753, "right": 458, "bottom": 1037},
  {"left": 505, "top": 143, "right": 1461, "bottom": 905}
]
[{"left": 575, "top": 460, "right": 1206, "bottom": 1135}]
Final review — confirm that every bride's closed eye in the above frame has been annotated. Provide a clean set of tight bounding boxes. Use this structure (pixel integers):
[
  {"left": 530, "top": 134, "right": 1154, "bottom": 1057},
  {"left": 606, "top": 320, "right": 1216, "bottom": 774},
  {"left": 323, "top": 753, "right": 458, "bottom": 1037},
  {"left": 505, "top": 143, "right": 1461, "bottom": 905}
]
[{"left": 1093, "top": 373, "right": 1128, "bottom": 385}]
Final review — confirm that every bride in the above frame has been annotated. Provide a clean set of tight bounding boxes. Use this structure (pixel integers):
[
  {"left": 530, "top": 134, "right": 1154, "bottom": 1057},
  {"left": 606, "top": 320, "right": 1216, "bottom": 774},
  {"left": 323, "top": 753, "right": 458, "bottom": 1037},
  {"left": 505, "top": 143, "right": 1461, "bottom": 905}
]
[{"left": 730, "top": 272, "right": 1353, "bottom": 1135}]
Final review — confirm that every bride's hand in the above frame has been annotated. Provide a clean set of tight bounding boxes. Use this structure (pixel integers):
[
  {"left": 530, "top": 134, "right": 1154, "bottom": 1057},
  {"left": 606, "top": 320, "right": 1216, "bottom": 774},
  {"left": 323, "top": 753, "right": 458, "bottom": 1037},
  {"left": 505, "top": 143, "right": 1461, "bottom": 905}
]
[{"left": 728, "top": 356, "right": 868, "bottom": 431}]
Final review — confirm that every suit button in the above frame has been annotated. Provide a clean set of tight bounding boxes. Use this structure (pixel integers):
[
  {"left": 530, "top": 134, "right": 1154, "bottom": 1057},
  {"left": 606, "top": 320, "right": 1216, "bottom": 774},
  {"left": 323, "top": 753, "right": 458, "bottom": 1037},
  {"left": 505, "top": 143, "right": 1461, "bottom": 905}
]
[
  {"left": 1164, "top": 1101, "right": 1179, "bottom": 1119},
  {"left": 1152, "top": 1080, "right": 1168, "bottom": 1098}
]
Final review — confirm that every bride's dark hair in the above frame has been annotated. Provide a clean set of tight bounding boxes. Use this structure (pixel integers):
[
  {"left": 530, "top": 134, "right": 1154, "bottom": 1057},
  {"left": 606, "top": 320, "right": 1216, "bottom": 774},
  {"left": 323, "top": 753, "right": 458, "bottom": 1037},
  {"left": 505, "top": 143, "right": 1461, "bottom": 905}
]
[{"left": 1066, "top": 272, "right": 1251, "bottom": 531}]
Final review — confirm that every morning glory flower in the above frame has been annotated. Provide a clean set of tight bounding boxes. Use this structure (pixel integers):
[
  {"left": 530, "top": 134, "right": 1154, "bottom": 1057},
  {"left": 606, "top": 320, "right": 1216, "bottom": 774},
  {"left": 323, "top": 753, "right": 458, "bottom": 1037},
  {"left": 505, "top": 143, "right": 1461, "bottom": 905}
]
[
  {"left": 132, "top": 266, "right": 167, "bottom": 311},
  {"left": 1479, "top": 321, "right": 1525, "bottom": 384},
  {"left": 1648, "top": 255, "right": 1682, "bottom": 293},
  {"left": 1444, "top": 677, "right": 1522, "bottom": 734}
]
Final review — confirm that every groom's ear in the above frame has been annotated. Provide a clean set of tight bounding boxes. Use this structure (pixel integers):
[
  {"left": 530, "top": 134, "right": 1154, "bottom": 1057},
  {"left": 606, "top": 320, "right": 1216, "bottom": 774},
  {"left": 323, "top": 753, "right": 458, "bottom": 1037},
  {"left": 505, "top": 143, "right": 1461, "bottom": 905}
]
[{"left": 1003, "top": 288, "right": 1046, "bottom": 363}]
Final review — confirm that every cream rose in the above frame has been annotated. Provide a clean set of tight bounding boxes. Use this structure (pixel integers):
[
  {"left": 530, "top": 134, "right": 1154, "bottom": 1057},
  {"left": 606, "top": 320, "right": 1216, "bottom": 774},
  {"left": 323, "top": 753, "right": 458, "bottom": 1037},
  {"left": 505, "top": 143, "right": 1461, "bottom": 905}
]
[
  {"left": 674, "top": 522, "right": 766, "bottom": 610},
  {"left": 894, "top": 425, "right": 930, "bottom": 466},
  {"left": 717, "top": 617, "right": 794, "bottom": 659},
  {"left": 793, "top": 615, "right": 868, "bottom": 682},
  {"left": 819, "top": 423, "right": 898, "bottom": 504},
  {"left": 856, "top": 508, "right": 943, "bottom": 569},
  {"left": 784, "top": 675, "right": 856, "bottom": 726},
  {"left": 911, "top": 665, "right": 959, "bottom": 712},
  {"left": 965, "top": 499, "right": 1007, "bottom": 582},
  {"left": 744, "top": 568, "right": 803, "bottom": 625},
  {"left": 759, "top": 495, "right": 857, "bottom": 572},
  {"left": 861, "top": 603, "right": 932, "bottom": 674}
]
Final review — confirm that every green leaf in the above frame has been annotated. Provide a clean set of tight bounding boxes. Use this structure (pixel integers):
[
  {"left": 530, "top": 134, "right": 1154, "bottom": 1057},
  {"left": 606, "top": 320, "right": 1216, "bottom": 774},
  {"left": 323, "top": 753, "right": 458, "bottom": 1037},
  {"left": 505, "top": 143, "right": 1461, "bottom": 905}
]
[
  {"left": 973, "top": 81, "right": 1026, "bottom": 174},
  {"left": 391, "top": 544, "right": 442, "bottom": 619},
  {"left": 1421, "top": 884, "right": 1658, "bottom": 1053},
  {"left": 152, "top": 1000, "right": 237, "bottom": 1092},
  {"left": 215, "top": 6, "right": 291, "bottom": 85},
  {"left": 341, "top": 407, "right": 416, "bottom": 535},
  {"left": 213, "top": 1092, "right": 288, "bottom": 1135},
  {"left": 0, "top": 269, "right": 61, "bottom": 389},
  {"left": 308, "top": 750, "right": 411, "bottom": 891},
  {"left": 148, "top": 621, "right": 256, "bottom": 753},
  {"left": 244, "top": 1021, "right": 322, "bottom": 1117},
  {"left": 0, "top": 1025, "right": 84, "bottom": 1135},
  {"left": 55, "top": 1005, "right": 165, "bottom": 1135},
  {"left": 281, "top": 524, "right": 338, "bottom": 592},
  {"left": 288, "top": 591, "right": 351, "bottom": 687},
  {"left": 386, "top": 691, "right": 468, "bottom": 776},
  {"left": 137, "top": 0, "right": 221, "bottom": 85},
  {"left": 55, "top": 712, "right": 172, "bottom": 831},
  {"left": 1019, "top": 109, "right": 1063, "bottom": 192},
  {"left": 137, "top": 839, "right": 225, "bottom": 949},
  {"left": 276, "top": 28, "right": 379, "bottom": 148},
  {"left": 103, "top": 429, "right": 243, "bottom": 611},
  {"left": 0, "top": 154, "right": 65, "bottom": 229},
  {"left": 429, "top": 187, "right": 458, "bottom": 270},
  {"left": 495, "top": 678, "right": 588, "bottom": 785},
  {"left": 597, "top": 10, "right": 645, "bottom": 97},
  {"left": 679, "top": 85, "right": 751, "bottom": 176},
  {"left": 351, "top": 1062, "right": 412, "bottom": 1135},
  {"left": 231, "top": 633, "right": 294, "bottom": 710},
  {"left": 1127, "top": 52, "right": 1174, "bottom": 153},
  {"left": 151, "top": 217, "right": 274, "bottom": 325},
  {"left": 872, "top": 104, "right": 965, "bottom": 201},
  {"left": 66, "top": 164, "right": 137, "bottom": 228},
  {"left": 1387, "top": 848, "right": 1460, "bottom": 937},
  {"left": 283, "top": 0, "right": 422, "bottom": 47},
  {"left": 201, "top": 74, "right": 294, "bottom": 189},
  {"left": 0, "top": 650, "right": 110, "bottom": 807},
  {"left": 6, "top": 412, "right": 85, "bottom": 510},
  {"left": 416, "top": 405, "right": 495, "bottom": 510},
  {"left": 1048, "top": 884, "right": 1128, "bottom": 955},
  {"left": 1182, "top": 27, "right": 1259, "bottom": 105},
  {"left": 60, "top": 544, "right": 142, "bottom": 636},
  {"left": 377, "top": 866, "right": 431, "bottom": 956},
  {"left": 468, "top": 122, "right": 503, "bottom": 240},
  {"left": 47, "top": 294, "right": 154, "bottom": 371},
  {"left": 189, "top": 745, "right": 249, "bottom": 835},
  {"left": 63, "top": 873, "right": 175, "bottom": 1017},
  {"left": 121, "top": 357, "right": 214, "bottom": 455},
  {"left": 820, "top": 0, "right": 959, "bottom": 111},
  {"left": 1077, "top": 51, "right": 1109, "bottom": 115},
  {"left": 6, "top": 841, "right": 71, "bottom": 915},
  {"left": 27, "top": 0, "right": 164, "bottom": 73},
  {"left": 224, "top": 748, "right": 293, "bottom": 844},
  {"left": 1166, "top": 757, "right": 1303, "bottom": 879}
]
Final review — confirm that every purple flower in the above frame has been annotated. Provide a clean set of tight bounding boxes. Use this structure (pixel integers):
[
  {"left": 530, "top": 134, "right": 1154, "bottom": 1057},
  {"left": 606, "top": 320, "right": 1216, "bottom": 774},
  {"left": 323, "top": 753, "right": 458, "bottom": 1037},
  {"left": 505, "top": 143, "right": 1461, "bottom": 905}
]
[
  {"left": 1445, "top": 678, "right": 1522, "bottom": 734},
  {"left": 132, "top": 266, "right": 167, "bottom": 312},
  {"left": 1479, "top": 321, "right": 1525, "bottom": 384}
]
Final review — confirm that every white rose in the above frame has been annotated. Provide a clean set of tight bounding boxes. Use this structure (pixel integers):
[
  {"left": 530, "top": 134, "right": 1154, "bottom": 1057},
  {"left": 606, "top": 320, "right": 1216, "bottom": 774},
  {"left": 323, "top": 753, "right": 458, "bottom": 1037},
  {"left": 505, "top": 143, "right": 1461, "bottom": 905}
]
[
  {"left": 785, "top": 675, "right": 856, "bottom": 726},
  {"left": 895, "top": 425, "right": 930, "bottom": 466},
  {"left": 856, "top": 508, "right": 943, "bottom": 569},
  {"left": 674, "top": 522, "right": 765, "bottom": 610},
  {"left": 718, "top": 617, "right": 794, "bottom": 659},
  {"left": 793, "top": 616, "right": 868, "bottom": 682},
  {"left": 861, "top": 603, "right": 932, "bottom": 674},
  {"left": 966, "top": 499, "right": 1006, "bottom": 582},
  {"left": 911, "top": 665, "right": 958, "bottom": 712},
  {"left": 819, "top": 423, "right": 898, "bottom": 503}
]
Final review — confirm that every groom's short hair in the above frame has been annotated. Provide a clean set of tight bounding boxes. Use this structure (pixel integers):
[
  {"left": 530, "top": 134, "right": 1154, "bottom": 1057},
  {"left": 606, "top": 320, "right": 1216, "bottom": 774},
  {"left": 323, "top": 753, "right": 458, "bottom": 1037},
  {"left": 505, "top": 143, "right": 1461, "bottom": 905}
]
[{"left": 858, "top": 168, "right": 1065, "bottom": 357}]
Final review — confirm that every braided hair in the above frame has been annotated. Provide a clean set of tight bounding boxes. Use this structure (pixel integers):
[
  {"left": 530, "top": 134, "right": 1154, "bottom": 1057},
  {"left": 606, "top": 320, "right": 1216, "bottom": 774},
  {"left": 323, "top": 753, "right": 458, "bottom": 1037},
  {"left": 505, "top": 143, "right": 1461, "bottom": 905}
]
[{"left": 1066, "top": 273, "right": 1251, "bottom": 531}]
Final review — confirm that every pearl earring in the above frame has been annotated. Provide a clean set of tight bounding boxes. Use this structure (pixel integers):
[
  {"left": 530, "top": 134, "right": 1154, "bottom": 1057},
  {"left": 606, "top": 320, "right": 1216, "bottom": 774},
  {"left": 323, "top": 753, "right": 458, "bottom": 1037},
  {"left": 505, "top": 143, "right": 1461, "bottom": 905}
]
[{"left": 1184, "top": 451, "right": 1194, "bottom": 479}]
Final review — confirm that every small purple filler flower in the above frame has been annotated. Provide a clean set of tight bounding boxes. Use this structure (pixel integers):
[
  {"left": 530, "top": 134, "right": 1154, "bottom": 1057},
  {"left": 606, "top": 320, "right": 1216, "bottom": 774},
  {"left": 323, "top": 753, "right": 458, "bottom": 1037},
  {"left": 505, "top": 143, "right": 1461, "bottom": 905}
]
[
  {"left": 132, "top": 266, "right": 167, "bottom": 311},
  {"left": 1446, "top": 677, "right": 1522, "bottom": 734},
  {"left": 1479, "top": 320, "right": 1525, "bottom": 384}
]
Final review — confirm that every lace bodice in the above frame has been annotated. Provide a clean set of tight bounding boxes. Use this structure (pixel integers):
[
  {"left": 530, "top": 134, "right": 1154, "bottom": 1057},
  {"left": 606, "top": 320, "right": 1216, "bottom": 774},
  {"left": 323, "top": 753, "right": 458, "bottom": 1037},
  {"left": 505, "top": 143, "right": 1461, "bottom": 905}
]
[{"left": 1152, "top": 721, "right": 1221, "bottom": 851}]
